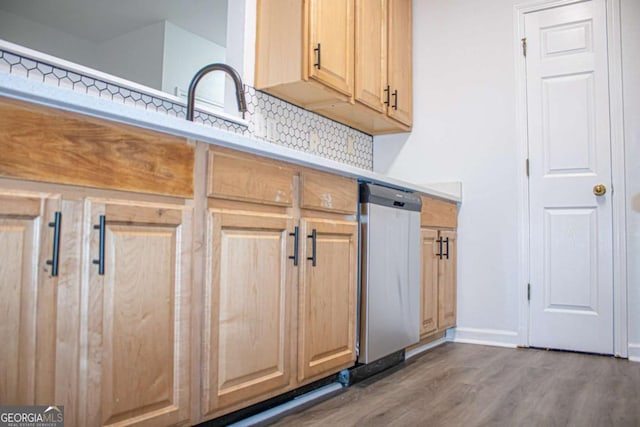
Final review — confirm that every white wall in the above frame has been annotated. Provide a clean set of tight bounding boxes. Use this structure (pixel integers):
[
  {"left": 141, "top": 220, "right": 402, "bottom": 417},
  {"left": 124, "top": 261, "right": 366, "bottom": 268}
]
[
  {"left": 162, "top": 21, "right": 226, "bottom": 107},
  {"left": 374, "top": 0, "right": 639, "bottom": 348},
  {"left": 97, "top": 21, "right": 165, "bottom": 90},
  {"left": 0, "top": 9, "right": 98, "bottom": 67},
  {"left": 621, "top": 0, "right": 640, "bottom": 358},
  {"left": 375, "top": 0, "right": 522, "bottom": 344}
]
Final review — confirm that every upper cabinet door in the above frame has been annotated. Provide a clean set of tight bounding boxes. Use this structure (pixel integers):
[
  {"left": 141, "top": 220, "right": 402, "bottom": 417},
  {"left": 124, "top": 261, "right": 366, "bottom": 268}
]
[
  {"left": 308, "top": 0, "right": 355, "bottom": 96},
  {"left": 355, "top": 0, "right": 387, "bottom": 113},
  {"left": 0, "top": 192, "right": 60, "bottom": 406},
  {"left": 85, "top": 200, "right": 192, "bottom": 427},
  {"left": 387, "top": 0, "right": 413, "bottom": 126}
]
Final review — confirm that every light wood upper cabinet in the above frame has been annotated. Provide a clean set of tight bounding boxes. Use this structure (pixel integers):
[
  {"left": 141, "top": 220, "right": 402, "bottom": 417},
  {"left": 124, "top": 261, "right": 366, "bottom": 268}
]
[
  {"left": 256, "top": 0, "right": 413, "bottom": 135},
  {"left": 0, "top": 192, "right": 60, "bottom": 406},
  {"left": 202, "top": 209, "right": 295, "bottom": 416},
  {"left": 85, "top": 200, "right": 192, "bottom": 426},
  {"left": 308, "top": 0, "right": 354, "bottom": 96},
  {"left": 355, "top": 0, "right": 387, "bottom": 113},
  {"left": 387, "top": 0, "right": 413, "bottom": 126},
  {"left": 354, "top": 0, "right": 412, "bottom": 127},
  {"left": 298, "top": 218, "right": 357, "bottom": 382}
]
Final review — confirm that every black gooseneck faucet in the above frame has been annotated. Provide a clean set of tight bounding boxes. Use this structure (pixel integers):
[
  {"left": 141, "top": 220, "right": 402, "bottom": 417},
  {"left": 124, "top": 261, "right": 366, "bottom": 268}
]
[{"left": 186, "top": 63, "right": 247, "bottom": 121}]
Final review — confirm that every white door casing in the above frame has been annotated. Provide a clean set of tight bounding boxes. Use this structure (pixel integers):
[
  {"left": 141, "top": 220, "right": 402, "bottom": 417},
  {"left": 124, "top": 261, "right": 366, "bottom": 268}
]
[{"left": 526, "top": 0, "right": 614, "bottom": 354}]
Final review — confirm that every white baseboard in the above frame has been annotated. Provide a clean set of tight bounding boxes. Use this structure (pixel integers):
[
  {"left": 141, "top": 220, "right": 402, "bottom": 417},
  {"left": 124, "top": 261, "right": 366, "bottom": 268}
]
[
  {"left": 446, "top": 327, "right": 519, "bottom": 348},
  {"left": 405, "top": 337, "right": 447, "bottom": 359},
  {"left": 629, "top": 343, "right": 640, "bottom": 362}
]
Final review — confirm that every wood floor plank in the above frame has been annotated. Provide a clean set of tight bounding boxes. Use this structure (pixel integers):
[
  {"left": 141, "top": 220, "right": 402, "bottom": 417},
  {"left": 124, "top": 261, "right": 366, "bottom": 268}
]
[{"left": 271, "top": 343, "right": 640, "bottom": 427}]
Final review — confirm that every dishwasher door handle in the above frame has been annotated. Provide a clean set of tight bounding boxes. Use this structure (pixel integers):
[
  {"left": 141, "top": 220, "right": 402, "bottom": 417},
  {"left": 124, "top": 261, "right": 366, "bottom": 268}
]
[{"left": 306, "top": 229, "right": 317, "bottom": 267}]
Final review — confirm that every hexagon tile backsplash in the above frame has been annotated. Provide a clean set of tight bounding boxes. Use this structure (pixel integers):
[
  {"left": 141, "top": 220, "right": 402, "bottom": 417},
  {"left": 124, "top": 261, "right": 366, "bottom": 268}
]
[{"left": 0, "top": 48, "right": 373, "bottom": 170}]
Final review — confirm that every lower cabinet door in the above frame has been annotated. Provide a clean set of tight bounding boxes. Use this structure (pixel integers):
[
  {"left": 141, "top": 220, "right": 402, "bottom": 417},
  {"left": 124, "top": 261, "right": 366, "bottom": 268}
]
[
  {"left": 202, "top": 209, "right": 295, "bottom": 416},
  {"left": 298, "top": 218, "right": 357, "bottom": 382},
  {"left": 0, "top": 192, "right": 60, "bottom": 406},
  {"left": 438, "top": 230, "right": 457, "bottom": 330},
  {"left": 85, "top": 200, "right": 192, "bottom": 426},
  {"left": 420, "top": 228, "right": 439, "bottom": 337}
]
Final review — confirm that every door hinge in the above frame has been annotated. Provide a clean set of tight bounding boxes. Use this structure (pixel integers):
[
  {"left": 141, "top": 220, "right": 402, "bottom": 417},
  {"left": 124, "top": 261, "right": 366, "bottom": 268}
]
[
  {"left": 521, "top": 37, "right": 527, "bottom": 57},
  {"left": 526, "top": 158, "right": 530, "bottom": 177},
  {"left": 527, "top": 283, "right": 531, "bottom": 301}
]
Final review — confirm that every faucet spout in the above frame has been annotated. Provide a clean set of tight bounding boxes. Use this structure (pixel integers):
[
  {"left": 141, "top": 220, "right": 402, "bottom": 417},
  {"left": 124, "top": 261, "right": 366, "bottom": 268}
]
[{"left": 186, "top": 63, "right": 247, "bottom": 121}]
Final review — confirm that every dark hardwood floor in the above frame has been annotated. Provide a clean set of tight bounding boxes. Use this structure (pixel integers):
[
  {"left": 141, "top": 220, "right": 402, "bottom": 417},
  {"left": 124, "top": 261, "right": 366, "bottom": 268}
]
[{"left": 271, "top": 343, "right": 640, "bottom": 427}]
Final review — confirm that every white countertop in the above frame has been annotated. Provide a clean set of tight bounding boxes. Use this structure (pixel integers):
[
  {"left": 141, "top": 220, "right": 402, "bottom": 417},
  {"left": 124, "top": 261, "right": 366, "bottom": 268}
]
[{"left": 0, "top": 73, "right": 461, "bottom": 203}]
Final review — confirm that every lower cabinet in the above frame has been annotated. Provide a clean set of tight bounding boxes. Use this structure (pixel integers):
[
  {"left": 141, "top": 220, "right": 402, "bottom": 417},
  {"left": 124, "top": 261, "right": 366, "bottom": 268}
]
[
  {"left": 420, "top": 228, "right": 457, "bottom": 338},
  {"left": 0, "top": 192, "right": 61, "bottom": 406},
  {"left": 202, "top": 208, "right": 295, "bottom": 415},
  {"left": 0, "top": 98, "right": 367, "bottom": 425},
  {"left": 84, "top": 200, "right": 192, "bottom": 426},
  {"left": 418, "top": 195, "right": 458, "bottom": 342},
  {"left": 200, "top": 149, "right": 359, "bottom": 421},
  {"left": 0, "top": 184, "right": 193, "bottom": 427},
  {"left": 297, "top": 218, "right": 358, "bottom": 382}
]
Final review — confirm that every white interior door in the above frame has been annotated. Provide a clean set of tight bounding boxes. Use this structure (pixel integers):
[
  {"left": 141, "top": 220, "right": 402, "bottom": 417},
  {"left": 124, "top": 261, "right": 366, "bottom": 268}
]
[{"left": 526, "top": 0, "right": 614, "bottom": 354}]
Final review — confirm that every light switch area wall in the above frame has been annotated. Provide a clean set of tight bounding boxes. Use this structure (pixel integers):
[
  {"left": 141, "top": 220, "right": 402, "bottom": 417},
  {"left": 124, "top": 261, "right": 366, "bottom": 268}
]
[
  {"left": 374, "top": 0, "right": 639, "bottom": 352},
  {"left": 622, "top": 0, "right": 640, "bottom": 360}
]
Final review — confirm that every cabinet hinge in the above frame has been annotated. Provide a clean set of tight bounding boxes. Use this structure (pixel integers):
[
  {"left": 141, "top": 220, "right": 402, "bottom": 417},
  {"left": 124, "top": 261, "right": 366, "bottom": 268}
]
[
  {"left": 521, "top": 37, "right": 527, "bottom": 57},
  {"left": 526, "top": 158, "right": 530, "bottom": 177},
  {"left": 527, "top": 283, "right": 531, "bottom": 301}
]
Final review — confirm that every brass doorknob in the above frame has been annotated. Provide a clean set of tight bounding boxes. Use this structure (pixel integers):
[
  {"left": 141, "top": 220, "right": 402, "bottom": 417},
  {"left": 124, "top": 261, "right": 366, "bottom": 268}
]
[{"left": 593, "top": 184, "right": 607, "bottom": 196}]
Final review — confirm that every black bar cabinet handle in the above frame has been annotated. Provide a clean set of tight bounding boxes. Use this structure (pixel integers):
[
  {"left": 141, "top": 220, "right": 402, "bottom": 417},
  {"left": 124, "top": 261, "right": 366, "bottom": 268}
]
[
  {"left": 288, "top": 226, "right": 299, "bottom": 266},
  {"left": 384, "top": 85, "right": 390, "bottom": 106},
  {"left": 444, "top": 237, "right": 450, "bottom": 260},
  {"left": 92, "top": 215, "right": 105, "bottom": 275},
  {"left": 314, "top": 43, "right": 321, "bottom": 69},
  {"left": 436, "top": 236, "right": 443, "bottom": 259},
  {"left": 392, "top": 89, "right": 398, "bottom": 110},
  {"left": 307, "top": 229, "right": 317, "bottom": 267},
  {"left": 46, "top": 211, "right": 62, "bottom": 277}
]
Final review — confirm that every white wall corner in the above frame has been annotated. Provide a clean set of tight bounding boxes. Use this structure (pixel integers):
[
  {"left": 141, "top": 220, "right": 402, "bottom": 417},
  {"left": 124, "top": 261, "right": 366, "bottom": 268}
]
[
  {"left": 628, "top": 344, "right": 640, "bottom": 362},
  {"left": 446, "top": 327, "right": 519, "bottom": 348}
]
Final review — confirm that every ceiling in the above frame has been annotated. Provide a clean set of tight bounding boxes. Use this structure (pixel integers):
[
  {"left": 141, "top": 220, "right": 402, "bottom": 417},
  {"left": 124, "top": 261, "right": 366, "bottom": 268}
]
[{"left": 0, "top": 0, "right": 228, "bottom": 45}]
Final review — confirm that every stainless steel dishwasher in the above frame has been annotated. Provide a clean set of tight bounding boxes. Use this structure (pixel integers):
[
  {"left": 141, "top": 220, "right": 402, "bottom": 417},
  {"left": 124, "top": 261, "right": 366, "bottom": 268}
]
[{"left": 358, "top": 183, "right": 422, "bottom": 364}]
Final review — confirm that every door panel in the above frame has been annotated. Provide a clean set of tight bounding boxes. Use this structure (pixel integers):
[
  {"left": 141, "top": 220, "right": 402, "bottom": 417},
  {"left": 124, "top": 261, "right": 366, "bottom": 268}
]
[
  {"left": 387, "top": 0, "right": 413, "bottom": 126},
  {"left": 355, "top": 0, "right": 387, "bottom": 112},
  {"left": 298, "top": 218, "right": 357, "bottom": 382},
  {"left": 420, "top": 229, "right": 438, "bottom": 337},
  {"left": 543, "top": 73, "right": 596, "bottom": 174},
  {"left": 438, "top": 230, "right": 457, "bottom": 330},
  {"left": 86, "top": 201, "right": 191, "bottom": 426},
  {"left": 203, "top": 210, "right": 294, "bottom": 415},
  {"left": 0, "top": 193, "right": 59, "bottom": 406},
  {"left": 308, "top": 0, "right": 354, "bottom": 96},
  {"left": 526, "top": 0, "right": 613, "bottom": 354},
  {"left": 544, "top": 208, "right": 598, "bottom": 312}
]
